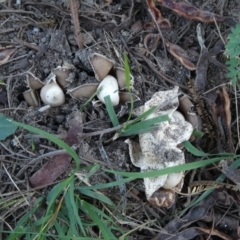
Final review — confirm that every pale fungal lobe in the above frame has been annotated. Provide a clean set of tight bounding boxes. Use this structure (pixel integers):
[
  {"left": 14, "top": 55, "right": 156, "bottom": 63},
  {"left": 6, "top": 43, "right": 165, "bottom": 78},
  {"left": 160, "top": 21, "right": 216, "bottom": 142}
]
[
  {"left": 97, "top": 75, "right": 119, "bottom": 106},
  {"left": 126, "top": 87, "right": 193, "bottom": 200}
]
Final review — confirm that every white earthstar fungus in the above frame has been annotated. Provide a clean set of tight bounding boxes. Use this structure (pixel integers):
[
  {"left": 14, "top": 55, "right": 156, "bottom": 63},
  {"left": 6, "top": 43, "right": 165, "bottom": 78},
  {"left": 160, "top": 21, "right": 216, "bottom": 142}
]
[
  {"left": 97, "top": 75, "right": 119, "bottom": 106},
  {"left": 68, "top": 53, "right": 139, "bottom": 107},
  {"left": 125, "top": 87, "right": 193, "bottom": 207},
  {"left": 40, "top": 81, "right": 65, "bottom": 107}
]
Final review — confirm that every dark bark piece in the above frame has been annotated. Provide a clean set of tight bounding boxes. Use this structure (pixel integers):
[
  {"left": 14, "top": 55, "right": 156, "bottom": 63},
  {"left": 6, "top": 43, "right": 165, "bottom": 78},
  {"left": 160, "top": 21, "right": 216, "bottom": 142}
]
[{"left": 29, "top": 111, "right": 83, "bottom": 188}]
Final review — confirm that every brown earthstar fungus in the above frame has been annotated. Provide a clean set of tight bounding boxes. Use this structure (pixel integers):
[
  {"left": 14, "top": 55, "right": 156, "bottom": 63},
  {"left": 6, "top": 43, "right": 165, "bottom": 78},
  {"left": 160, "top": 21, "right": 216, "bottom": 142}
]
[
  {"left": 68, "top": 53, "right": 139, "bottom": 107},
  {"left": 125, "top": 87, "right": 193, "bottom": 207}
]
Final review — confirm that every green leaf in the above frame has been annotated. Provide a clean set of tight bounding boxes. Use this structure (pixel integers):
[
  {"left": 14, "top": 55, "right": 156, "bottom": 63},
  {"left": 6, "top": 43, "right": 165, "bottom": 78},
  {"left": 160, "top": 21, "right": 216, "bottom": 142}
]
[
  {"left": 104, "top": 95, "right": 119, "bottom": 127},
  {"left": 0, "top": 114, "right": 18, "bottom": 140}
]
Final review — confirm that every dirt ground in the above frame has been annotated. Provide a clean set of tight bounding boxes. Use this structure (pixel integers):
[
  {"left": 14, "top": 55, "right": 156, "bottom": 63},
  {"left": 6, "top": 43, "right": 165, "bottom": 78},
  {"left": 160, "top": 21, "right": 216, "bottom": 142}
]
[{"left": 1, "top": 0, "right": 240, "bottom": 239}]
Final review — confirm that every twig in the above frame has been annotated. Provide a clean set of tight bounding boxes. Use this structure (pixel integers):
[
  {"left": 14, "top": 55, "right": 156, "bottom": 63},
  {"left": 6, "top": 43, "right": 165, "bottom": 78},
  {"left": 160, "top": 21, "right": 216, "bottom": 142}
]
[
  {"left": 14, "top": 38, "right": 40, "bottom": 51},
  {"left": 133, "top": 50, "right": 188, "bottom": 90},
  {"left": 70, "top": 0, "right": 84, "bottom": 49},
  {"left": 16, "top": 150, "right": 67, "bottom": 177},
  {"left": 98, "top": 134, "right": 127, "bottom": 211}
]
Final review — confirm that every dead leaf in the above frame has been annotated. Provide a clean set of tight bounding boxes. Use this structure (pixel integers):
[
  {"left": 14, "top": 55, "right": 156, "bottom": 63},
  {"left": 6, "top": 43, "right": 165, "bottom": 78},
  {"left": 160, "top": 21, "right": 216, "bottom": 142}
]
[
  {"left": 70, "top": 0, "right": 84, "bottom": 49},
  {"left": 165, "top": 39, "right": 196, "bottom": 70},
  {"left": 179, "top": 95, "right": 199, "bottom": 130},
  {"left": 157, "top": 0, "right": 228, "bottom": 23},
  {"left": 153, "top": 190, "right": 232, "bottom": 239},
  {"left": 29, "top": 111, "right": 83, "bottom": 188},
  {"left": 211, "top": 87, "right": 233, "bottom": 153},
  {"left": 0, "top": 46, "right": 16, "bottom": 65},
  {"left": 153, "top": 227, "right": 232, "bottom": 240},
  {"left": 144, "top": 34, "right": 160, "bottom": 53},
  {"left": 145, "top": 0, "right": 171, "bottom": 30}
]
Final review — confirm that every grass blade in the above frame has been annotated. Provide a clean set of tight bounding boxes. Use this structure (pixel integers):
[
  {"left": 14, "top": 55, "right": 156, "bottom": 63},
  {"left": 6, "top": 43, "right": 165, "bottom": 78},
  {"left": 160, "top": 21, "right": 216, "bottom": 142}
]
[
  {"left": 79, "top": 177, "right": 134, "bottom": 190},
  {"left": 130, "top": 106, "right": 157, "bottom": 124},
  {"left": 180, "top": 158, "right": 240, "bottom": 215},
  {"left": 79, "top": 189, "right": 115, "bottom": 206},
  {"left": 68, "top": 180, "right": 86, "bottom": 236},
  {"left": 120, "top": 115, "right": 168, "bottom": 136},
  {"left": 104, "top": 95, "right": 119, "bottom": 127},
  {"left": 8, "top": 119, "right": 81, "bottom": 169},
  {"left": 81, "top": 201, "right": 117, "bottom": 240},
  {"left": 105, "top": 155, "right": 234, "bottom": 178}
]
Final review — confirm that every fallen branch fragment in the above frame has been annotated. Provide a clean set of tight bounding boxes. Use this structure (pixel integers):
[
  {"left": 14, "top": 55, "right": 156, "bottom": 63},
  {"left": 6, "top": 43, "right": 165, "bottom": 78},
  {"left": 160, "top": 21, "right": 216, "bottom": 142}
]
[{"left": 70, "top": 0, "right": 84, "bottom": 49}]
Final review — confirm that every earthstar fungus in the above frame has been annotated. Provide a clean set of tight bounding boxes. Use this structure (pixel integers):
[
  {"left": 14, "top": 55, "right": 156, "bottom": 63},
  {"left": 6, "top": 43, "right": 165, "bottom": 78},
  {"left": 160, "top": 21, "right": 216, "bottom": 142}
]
[
  {"left": 68, "top": 53, "right": 139, "bottom": 106},
  {"left": 23, "top": 63, "right": 75, "bottom": 107},
  {"left": 125, "top": 87, "right": 193, "bottom": 207}
]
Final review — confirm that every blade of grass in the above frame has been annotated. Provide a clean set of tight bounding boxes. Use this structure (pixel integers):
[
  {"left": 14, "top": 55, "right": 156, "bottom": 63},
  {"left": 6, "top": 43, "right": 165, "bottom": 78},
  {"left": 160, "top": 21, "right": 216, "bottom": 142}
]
[
  {"left": 79, "top": 87, "right": 102, "bottom": 112},
  {"left": 105, "top": 155, "right": 235, "bottom": 178},
  {"left": 123, "top": 52, "right": 134, "bottom": 122},
  {"left": 68, "top": 180, "right": 86, "bottom": 236},
  {"left": 79, "top": 188, "right": 115, "bottom": 206},
  {"left": 6, "top": 197, "right": 44, "bottom": 240},
  {"left": 183, "top": 141, "right": 233, "bottom": 157},
  {"left": 8, "top": 119, "right": 80, "bottom": 169},
  {"left": 179, "top": 157, "right": 240, "bottom": 216},
  {"left": 78, "top": 177, "right": 134, "bottom": 190},
  {"left": 104, "top": 95, "right": 119, "bottom": 127},
  {"left": 81, "top": 200, "right": 117, "bottom": 240},
  {"left": 46, "top": 175, "right": 74, "bottom": 207},
  {"left": 64, "top": 188, "right": 80, "bottom": 236},
  {"left": 129, "top": 106, "right": 157, "bottom": 125},
  {"left": 183, "top": 141, "right": 209, "bottom": 157},
  {"left": 120, "top": 115, "right": 169, "bottom": 136}
]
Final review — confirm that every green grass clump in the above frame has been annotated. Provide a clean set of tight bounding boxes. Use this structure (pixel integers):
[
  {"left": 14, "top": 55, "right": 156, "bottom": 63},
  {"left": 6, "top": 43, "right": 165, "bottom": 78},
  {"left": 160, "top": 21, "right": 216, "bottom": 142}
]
[{"left": 225, "top": 23, "right": 240, "bottom": 86}]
